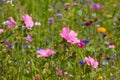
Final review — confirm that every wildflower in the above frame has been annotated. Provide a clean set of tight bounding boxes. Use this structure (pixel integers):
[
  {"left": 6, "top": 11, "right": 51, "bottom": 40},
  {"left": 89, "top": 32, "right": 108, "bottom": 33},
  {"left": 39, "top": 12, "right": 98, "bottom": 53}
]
[
  {"left": 68, "top": 74, "right": 73, "bottom": 78},
  {"left": 109, "top": 42, "right": 115, "bottom": 49},
  {"left": 71, "top": 2, "right": 79, "bottom": 6},
  {"left": 85, "top": 22, "right": 91, "bottom": 26},
  {"left": 0, "top": 29, "right": 4, "bottom": 34},
  {"left": 111, "top": 77, "right": 115, "bottom": 80},
  {"left": 56, "top": 68, "right": 62, "bottom": 76},
  {"left": 106, "top": 34, "right": 112, "bottom": 38},
  {"left": 64, "top": 71, "right": 68, "bottom": 75},
  {"left": 46, "top": 41, "right": 50, "bottom": 45},
  {"left": 34, "top": 22, "right": 41, "bottom": 26},
  {"left": 56, "top": 9, "right": 60, "bottom": 13},
  {"left": 102, "top": 61, "right": 108, "bottom": 65},
  {"left": 106, "top": 14, "right": 112, "bottom": 18},
  {"left": 82, "top": 40, "right": 89, "bottom": 43},
  {"left": 109, "top": 45, "right": 115, "bottom": 49},
  {"left": 5, "top": 17, "right": 16, "bottom": 30},
  {"left": 3, "top": 40, "right": 13, "bottom": 47},
  {"left": 56, "top": 13, "right": 62, "bottom": 18},
  {"left": 48, "top": 17, "right": 54, "bottom": 24},
  {"left": 60, "top": 27, "right": 80, "bottom": 44},
  {"left": 111, "top": 54, "right": 117, "bottom": 60},
  {"left": 102, "top": 34, "right": 107, "bottom": 38},
  {"left": 34, "top": 74, "right": 40, "bottom": 79},
  {"left": 37, "top": 48, "right": 42, "bottom": 50},
  {"left": 91, "top": 4, "right": 102, "bottom": 9},
  {"left": 85, "top": 56, "right": 99, "bottom": 68},
  {"left": 98, "top": 75, "right": 103, "bottom": 80},
  {"left": 22, "top": 14, "right": 34, "bottom": 30},
  {"left": 26, "top": 34, "right": 32, "bottom": 42},
  {"left": 25, "top": 44, "right": 29, "bottom": 48},
  {"left": 97, "top": 27, "right": 106, "bottom": 33},
  {"left": 37, "top": 49, "right": 54, "bottom": 58},
  {"left": 106, "top": 57, "right": 111, "bottom": 60},
  {"left": 78, "top": 42, "right": 84, "bottom": 48},
  {"left": 79, "top": 61, "right": 85, "bottom": 65}
]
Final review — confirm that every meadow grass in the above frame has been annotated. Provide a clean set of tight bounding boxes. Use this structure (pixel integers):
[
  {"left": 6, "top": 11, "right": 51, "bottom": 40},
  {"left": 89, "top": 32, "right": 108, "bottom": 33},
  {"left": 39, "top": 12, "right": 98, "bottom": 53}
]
[{"left": 0, "top": 0, "right": 120, "bottom": 80}]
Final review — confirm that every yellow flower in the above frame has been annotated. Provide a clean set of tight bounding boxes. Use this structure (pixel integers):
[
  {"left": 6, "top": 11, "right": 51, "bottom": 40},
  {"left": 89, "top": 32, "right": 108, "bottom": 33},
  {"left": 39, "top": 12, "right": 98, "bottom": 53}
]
[
  {"left": 106, "top": 14, "right": 112, "bottom": 18},
  {"left": 97, "top": 27, "right": 106, "bottom": 33},
  {"left": 98, "top": 75, "right": 103, "bottom": 80},
  {"left": 106, "top": 34, "right": 112, "bottom": 38}
]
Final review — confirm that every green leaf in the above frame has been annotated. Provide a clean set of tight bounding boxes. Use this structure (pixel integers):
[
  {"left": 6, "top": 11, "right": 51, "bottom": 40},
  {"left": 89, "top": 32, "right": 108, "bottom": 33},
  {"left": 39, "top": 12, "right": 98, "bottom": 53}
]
[
  {"left": 77, "top": 10, "right": 83, "bottom": 16},
  {"left": 86, "top": 47, "right": 95, "bottom": 52}
]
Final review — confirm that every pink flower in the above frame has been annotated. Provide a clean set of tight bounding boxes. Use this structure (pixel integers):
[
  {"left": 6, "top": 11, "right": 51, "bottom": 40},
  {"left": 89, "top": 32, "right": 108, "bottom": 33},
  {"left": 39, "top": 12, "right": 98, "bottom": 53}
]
[
  {"left": 22, "top": 14, "right": 34, "bottom": 30},
  {"left": 6, "top": 17, "right": 16, "bottom": 30},
  {"left": 78, "top": 41, "right": 84, "bottom": 48},
  {"left": 91, "top": 4, "right": 102, "bottom": 9},
  {"left": 37, "top": 49, "right": 54, "bottom": 58},
  {"left": 109, "top": 45, "right": 115, "bottom": 49},
  {"left": 26, "top": 34, "right": 32, "bottom": 42},
  {"left": 0, "top": 29, "right": 4, "bottom": 34},
  {"left": 34, "top": 74, "right": 40, "bottom": 79},
  {"left": 60, "top": 27, "right": 80, "bottom": 44},
  {"left": 56, "top": 68, "right": 62, "bottom": 76},
  {"left": 85, "top": 56, "right": 98, "bottom": 68}
]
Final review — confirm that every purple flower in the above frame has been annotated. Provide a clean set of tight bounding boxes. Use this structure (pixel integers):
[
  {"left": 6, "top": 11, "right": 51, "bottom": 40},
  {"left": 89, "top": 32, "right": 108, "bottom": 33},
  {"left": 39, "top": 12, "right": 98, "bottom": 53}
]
[
  {"left": 106, "top": 57, "right": 111, "bottom": 60},
  {"left": 109, "top": 42, "right": 114, "bottom": 45},
  {"left": 91, "top": 4, "right": 102, "bottom": 9},
  {"left": 56, "top": 14, "right": 62, "bottom": 18},
  {"left": 48, "top": 18, "right": 54, "bottom": 24},
  {"left": 85, "top": 22, "right": 91, "bottom": 26},
  {"left": 3, "top": 40, "right": 13, "bottom": 47},
  {"left": 102, "top": 34, "right": 107, "bottom": 38}
]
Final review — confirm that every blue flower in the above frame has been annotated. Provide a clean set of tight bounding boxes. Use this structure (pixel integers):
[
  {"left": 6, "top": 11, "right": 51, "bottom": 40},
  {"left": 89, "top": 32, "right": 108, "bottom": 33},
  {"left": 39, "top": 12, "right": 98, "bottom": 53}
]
[
  {"left": 82, "top": 40, "right": 89, "bottom": 43},
  {"left": 79, "top": 61, "right": 85, "bottom": 65},
  {"left": 25, "top": 44, "right": 29, "bottom": 48},
  {"left": 46, "top": 41, "right": 50, "bottom": 45},
  {"left": 111, "top": 77, "right": 115, "bottom": 80},
  {"left": 56, "top": 10, "right": 60, "bottom": 13},
  {"left": 38, "top": 48, "right": 42, "bottom": 50}
]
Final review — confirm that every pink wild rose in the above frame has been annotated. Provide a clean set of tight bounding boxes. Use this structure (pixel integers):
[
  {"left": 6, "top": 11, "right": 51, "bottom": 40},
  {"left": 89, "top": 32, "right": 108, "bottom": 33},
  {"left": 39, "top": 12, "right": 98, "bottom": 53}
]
[
  {"left": 0, "top": 29, "right": 4, "bottom": 34},
  {"left": 85, "top": 56, "right": 98, "bottom": 68},
  {"left": 37, "top": 49, "right": 54, "bottom": 58},
  {"left": 60, "top": 27, "right": 80, "bottom": 44},
  {"left": 6, "top": 17, "right": 16, "bottom": 30},
  {"left": 22, "top": 14, "right": 34, "bottom": 30}
]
